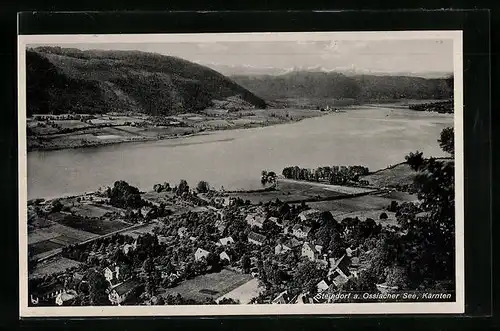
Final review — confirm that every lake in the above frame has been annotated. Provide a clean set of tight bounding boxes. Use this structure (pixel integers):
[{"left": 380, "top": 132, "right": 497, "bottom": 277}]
[{"left": 27, "top": 106, "right": 453, "bottom": 200}]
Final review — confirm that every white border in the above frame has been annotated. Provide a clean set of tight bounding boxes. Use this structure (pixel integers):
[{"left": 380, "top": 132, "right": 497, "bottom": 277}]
[{"left": 18, "top": 30, "right": 464, "bottom": 317}]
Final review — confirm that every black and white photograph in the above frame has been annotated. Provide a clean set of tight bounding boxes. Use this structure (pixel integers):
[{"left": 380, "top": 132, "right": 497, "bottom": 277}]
[{"left": 18, "top": 31, "right": 464, "bottom": 316}]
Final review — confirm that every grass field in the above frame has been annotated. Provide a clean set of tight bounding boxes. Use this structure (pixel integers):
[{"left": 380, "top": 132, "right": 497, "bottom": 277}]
[
  {"left": 30, "top": 240, "right": 64, "bottom": 255},
  {"left": 30, "top": 257, "right": 82, "bottom": 279},
  {"left": 361, "top": 163, "right": 416, "bottom": 188},
  {"left": 48, "top": 212, "right": 130, "bottom": 235},
  {"left": 160, "top": 269, "right": 252, "bottom": 302},
  {"left": 305, "top": 195, "right": 395, "bottom": 216},
  {"left": 121, "top": 223, "right": 158, "bottom": 239},
  {"left": 71, "top": 204, "right": 115, "bottom": 218},
  {"left": 228, "top": 180, "right": 364, "bottom": 204},
  {"left": 215, "top": 278, "right": 263, "bottom": 304}
]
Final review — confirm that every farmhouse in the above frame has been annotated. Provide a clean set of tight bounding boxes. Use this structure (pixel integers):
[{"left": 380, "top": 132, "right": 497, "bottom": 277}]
[
  {"left": 301, "top": 242, "right": 320, "bottom": 261},
  {"left": 215, "top": 218, "right": 228, "bottom": 234},
  {"left": 104, "top": 265, "right": 121, "bottom": 285},
  {"left": 245, "top": 213, "right": 266, "bottom": 229},
  {"left": 220, "top": 251, "right": 231, "bottom": 262},
  {"left": 292, "top": 224, "right": 312, "bottom": 239},
  {"left": 316, "top": 279, "right": 332, "bottom": 293},
  {"left": 219, "top": 236, "right": 235, "bottom": 246},
  {"left": 298, "top": 209, "right": 321, "bottom": 222},
  {"left": 195, "top": 248, "right": 210, "bottom": 261},
  {"left": 248, "top": 231, "right": 266, "bottom": 246},
  {"left": 108, "top": 279, "right": 142, "bottom": 305},
  {"left": 328, "top": 255, "right": 353, "bottom": 286}
]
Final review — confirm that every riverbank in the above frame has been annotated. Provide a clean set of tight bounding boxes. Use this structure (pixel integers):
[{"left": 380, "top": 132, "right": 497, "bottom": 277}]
[{"left": 27, "top": 107, "right": 331, "bottom": 152}]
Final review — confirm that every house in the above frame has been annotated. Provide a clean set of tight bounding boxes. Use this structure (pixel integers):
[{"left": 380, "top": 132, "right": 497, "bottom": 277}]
[
  {"left": 178, "top": 227, "right": 188, "bottom": 238},
  {"left": 298, "top": 209, "right": 321, "bottom": 222},
  {"left": 272, "top": 290, "right": 297, "bottom": 304},
  {"left": 215, "top": 218, "right": 228, "bottom": 234},
  {"left": 346, "top": 246, "right": 359, "bottom": 257},
  {"left": 220, "top": 251, "right": 231, "bottom": 262},
  {"left": 30, "top": 283, "right": 64, "bottom": 305},
  {"left": 140, "top": 206, "right": 153, "bottom": 218},
  {"left": 248, "top": 231, "right": 266, "bottom": 246},
  {"left": 317, "top": 279, "right": 332, "bottom": 293},
  {"left": 194, "top": 248, "right": 210, "bottom": 261},
  {"left": 376, "top": 282, "right": 399, "bottom": 294},
  {"left": 219, "top": 236, "right": 235, "bottom": 246},
  {"left": 245, "top": 213, "right": 266, "bottom": 229},
  {"left": 274, "top": 243, "right": 292, "bottom": 255},
  {"left": 301, "top": 242, "right": 320, "bottom": 261},
  {"left": 328, "top": 254, "right": 353, "bottom": 286},
  {"left": 292, "top": 224, "right": 312, "bottom": 239},
  {"left": 104, "top": 265, "right": 121, "bottom": 285},
  {"left": 123, "top": 241, "right": 137, "bottom": 255},
  {"left": 108, "top": 279, "right": 142, "bottom": 305},
  {"left": 55, "top": 289, "right": 78, "bottom": 306}
]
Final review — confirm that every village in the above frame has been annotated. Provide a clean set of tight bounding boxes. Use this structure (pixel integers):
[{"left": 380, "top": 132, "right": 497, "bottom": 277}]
[{"left": 27, "top": 162, "right": 433, "bottom": 307}]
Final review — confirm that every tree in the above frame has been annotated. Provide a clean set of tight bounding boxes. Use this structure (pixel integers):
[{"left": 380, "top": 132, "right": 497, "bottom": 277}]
[
  {"left": 86, "top": 270, "right": 110, "bottom": 306},
  {"left": 177, "top": 180, "right": 190, "bottom": 196},
  {"left": 196, "top": 181, "right": 210, "bottom": 193},
  {"left": 108, "top": 181, "right": 142, "bottom": 209},
  {"left": 438, "top": 127, "right": 454, "bottom": 155},
  {"left": 241, "top": 254, "right": 251, "bottom": 274},
  {"left": 379, "top": 212, "right": 388, "bottom": 220}
]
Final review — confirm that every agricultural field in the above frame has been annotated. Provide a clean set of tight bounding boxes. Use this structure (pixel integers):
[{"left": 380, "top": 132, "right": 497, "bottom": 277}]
[
  {"left": 29, "top": 257, "right": 82, "bottom": 280},
  {"left": 30, "top": 240, "right": 64, "bottom": 256},
  {"left": 305, "top": 195, "right": 395, "bottom": 216},
  {"left": 228, "top": 180, "right": 368, "bottom": 205},
  {"left": 70, "top": 203, "right": 121, "bottom": 218},
  {"left": 47, "top": 212, "right": 131, "bottom": 235},
  {"left": 160, "top": 268, "right": 252, "bottom": 302}
]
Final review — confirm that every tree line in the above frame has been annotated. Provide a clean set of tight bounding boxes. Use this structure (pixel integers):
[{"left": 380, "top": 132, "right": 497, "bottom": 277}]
[{"left": 281, "top": 165, "right": 370, "bottom": 185}]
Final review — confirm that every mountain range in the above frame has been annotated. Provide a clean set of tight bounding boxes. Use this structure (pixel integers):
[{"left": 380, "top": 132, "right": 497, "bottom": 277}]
[
  {"left": 26, "top": 47, "right": 267, "bottom": 116},
  {"left": 231, "top": 71, "right": 453, "bottom": 101},
  {"left": 26, "top": 47, "right": 453, "bottom": 117}
]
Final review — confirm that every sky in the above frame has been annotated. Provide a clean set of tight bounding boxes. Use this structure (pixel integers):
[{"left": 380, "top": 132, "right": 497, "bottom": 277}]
[{"left": 30, "top": 38, "right": 454, "bottom": 77}]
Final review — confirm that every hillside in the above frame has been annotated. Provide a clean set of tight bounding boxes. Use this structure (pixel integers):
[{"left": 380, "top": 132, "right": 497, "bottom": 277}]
[
  {"left": 231, "top": 71, "right": 453, "bottom": 102},
  {"left": 26, "top": 47, "right": 266, "bottom": 116}
]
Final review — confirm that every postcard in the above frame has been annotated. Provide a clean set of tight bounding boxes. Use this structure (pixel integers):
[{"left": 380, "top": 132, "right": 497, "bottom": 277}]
[{"left": 18, "top": 30, "right": 464, "bottom": 317}]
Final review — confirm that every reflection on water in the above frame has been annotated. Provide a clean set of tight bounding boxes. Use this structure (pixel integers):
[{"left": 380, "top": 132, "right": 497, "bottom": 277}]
[{"left": 27, "top": 107, "right": 453, "bottom": 200}]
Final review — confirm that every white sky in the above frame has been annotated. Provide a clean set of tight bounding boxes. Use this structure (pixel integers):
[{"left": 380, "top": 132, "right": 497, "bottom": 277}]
[{"left": 29, "top": 39, "right": 454, "bottom": 75}]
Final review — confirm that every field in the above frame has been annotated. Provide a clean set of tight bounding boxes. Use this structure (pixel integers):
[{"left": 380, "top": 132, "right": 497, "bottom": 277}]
[
  {"left": 70, "top": 204, "right": 119, "bottom": 218},
  {"left": 142, "top": 191, "right": 194, "bottom": 214},
  {"left": 160, "top": 269, "right": 252, "bottom": 302},
  {"left": 361, "top": 162, "right": 416, "bottom": 188},
  {"left": 29, "top": 222, "right": 99, "bottom": 257},
  {"left": 29, "top": 257, "right": 82, "bottom": 279},
  {"left": 305, "top": 195, "right": 395, "bottom": 215},
  {"left": 215, "top": 278, "right": 263, "bottom": 304},
  {"left": 48, "top": 212, "right": 131, "bottom": 235},
  {"left": 30, "top": 240, "right": 64, "bottom": 255},
  {"left": 228, "top": 180, "right": 372, "bottom": 204},
  {"left": 121, "top": 223, "right": 159, "bottom": 239}
]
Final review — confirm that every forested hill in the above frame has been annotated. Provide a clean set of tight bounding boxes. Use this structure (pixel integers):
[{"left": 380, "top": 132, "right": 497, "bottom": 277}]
[
  {"left": 26, "top": 47, "right": 267, "bottom": 116},
  {"left": 231, "top": 71, "right": 453, "bottom": 101}
]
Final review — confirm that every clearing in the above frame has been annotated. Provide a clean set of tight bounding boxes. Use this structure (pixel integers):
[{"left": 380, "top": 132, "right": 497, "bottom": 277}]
[{"left": 160, "top": 268, "right": 252, "bottom": 302}]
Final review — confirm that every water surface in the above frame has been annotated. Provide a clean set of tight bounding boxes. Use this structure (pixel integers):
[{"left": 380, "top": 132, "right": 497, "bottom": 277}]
[{"left": 28, "top": 107, "right": 453, "bottom": 200}]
